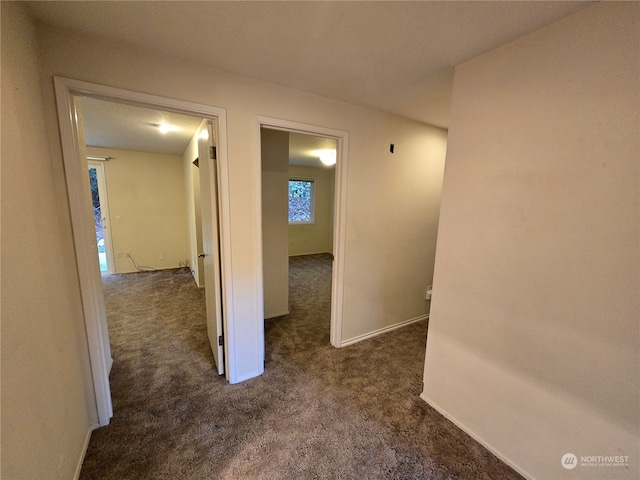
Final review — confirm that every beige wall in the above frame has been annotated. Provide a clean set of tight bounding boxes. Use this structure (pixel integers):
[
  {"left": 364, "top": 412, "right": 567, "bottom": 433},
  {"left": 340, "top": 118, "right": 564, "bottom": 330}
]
[
  {"left": 183, "top": 131, "right": 205, "bottom": 287},
  {"left": 261, "top": 129, "right": 290, "bottom": 318},
  {"left": 288, "top": 165, "right": 335, "bottom": 256},
  {"left": 341, "top": 119, "right": 447, "bottom": 341},
  {"left": 422, "top": 3, "right": 639, "bottom": 479},
  {"left": 36, "top": 23, "right": 447, "bottom": 377},
  {"left": 1, "top": 3, "right": 97, "bottom": 478},
  {"left": 86, "top": 147, "right": 190, "bottom": 274}
]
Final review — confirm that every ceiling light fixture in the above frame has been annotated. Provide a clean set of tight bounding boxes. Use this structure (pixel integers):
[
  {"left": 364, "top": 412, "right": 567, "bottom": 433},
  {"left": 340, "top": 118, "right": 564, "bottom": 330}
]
[
  {"left": 153, "top": 123, "right": 178, "bottom": 134},
  {"left": 318, "top": 150, "right": 337, "bottom": 166}
]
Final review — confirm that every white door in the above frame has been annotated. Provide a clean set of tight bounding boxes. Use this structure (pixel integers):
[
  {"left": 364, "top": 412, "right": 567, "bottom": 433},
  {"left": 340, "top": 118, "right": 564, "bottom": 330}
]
[{"left": 197, "top": 120, "right": 225, "bottom": 375}]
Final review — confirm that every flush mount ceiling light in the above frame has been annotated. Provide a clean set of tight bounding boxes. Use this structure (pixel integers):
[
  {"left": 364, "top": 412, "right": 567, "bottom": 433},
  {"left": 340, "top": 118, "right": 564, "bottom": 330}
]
[
  {"left": 151, "top": 122, "right": 178, "bottom": 134},
  {"left": 317, "top": 149, "right": 337, "bottom": 166}
]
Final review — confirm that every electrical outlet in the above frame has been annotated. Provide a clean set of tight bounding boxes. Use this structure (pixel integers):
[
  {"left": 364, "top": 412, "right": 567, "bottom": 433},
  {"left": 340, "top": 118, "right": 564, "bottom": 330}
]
[
  {"left": 116, "top": 251, "right": 122, "bottom": 258},
  {"left": 158, "top": 253, "right": 164, "bottom": 260}
]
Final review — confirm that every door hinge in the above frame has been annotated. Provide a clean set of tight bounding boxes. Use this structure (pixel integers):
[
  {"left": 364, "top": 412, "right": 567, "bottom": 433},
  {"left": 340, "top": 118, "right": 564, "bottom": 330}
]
[
  {"left": 218, "top": 335, "right": 223, "bottom": 346},
  {"left": 210, "top": 146, "right": 217, "bottom": 160}
]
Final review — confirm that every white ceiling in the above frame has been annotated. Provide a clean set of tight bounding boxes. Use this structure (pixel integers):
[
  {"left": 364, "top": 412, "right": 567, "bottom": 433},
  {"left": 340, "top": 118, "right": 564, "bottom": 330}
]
[
  {"left": 289, "top": 132, "right": 337, "bottom": 169},
  {"left": 28, "top": 1, "right": 594, "bottom": 130},
  {"left": 80, "top": 97, "right": 203, "bottom": 155},
  {"left": 82, "top": 96, "right": 336, "bottom": 167}
]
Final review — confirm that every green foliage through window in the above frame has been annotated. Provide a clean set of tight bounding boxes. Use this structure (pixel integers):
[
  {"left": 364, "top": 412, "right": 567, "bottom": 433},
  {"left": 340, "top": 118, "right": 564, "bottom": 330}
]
[{"left": 288, "top": 179, "right": 314, "bottom": 223}]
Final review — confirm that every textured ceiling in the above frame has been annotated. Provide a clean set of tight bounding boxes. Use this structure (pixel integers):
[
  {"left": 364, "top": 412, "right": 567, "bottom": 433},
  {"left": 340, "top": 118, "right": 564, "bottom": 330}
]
[
  {"left": 80, "top": 97, "right": 203, "bottom": 155},
  {"left": 289, "top": 132, "right": 337, "bottom": 169},
  {"left": 29, "top": 1, "right": 594, "bottom": 129},
  {"left": 82, "top": 96, "right": 335, "bottom": 167}
]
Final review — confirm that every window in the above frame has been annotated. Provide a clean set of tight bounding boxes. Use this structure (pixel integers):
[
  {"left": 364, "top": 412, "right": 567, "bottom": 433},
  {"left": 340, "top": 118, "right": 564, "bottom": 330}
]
[{"left": 288, "top": 178, "right": 315, "bottom": 223}]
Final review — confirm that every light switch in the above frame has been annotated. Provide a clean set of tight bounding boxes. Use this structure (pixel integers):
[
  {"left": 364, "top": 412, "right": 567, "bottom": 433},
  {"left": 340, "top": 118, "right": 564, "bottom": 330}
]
[{"left": 115, "top": 215, "right": 122, "bottom": 223}]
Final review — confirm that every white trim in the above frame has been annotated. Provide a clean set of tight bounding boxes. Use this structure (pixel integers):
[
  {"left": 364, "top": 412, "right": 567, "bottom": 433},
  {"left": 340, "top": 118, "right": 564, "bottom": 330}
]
[
  {"left": 264, "top": 310, "right": 290, "bottom": 320},
  {"left": 288, "top": 251, "right": 332, "bottom": 257},
  {"left": 289, "top": 175, "right": 316, "bottom": 181},
  {"left": 255, "top": 116, "right": 349, "bottom": 351},
  {"left": 55, "top": 78, "right": 113, "bottom": 426},
  {"left": 340, "top": 314, "right": 429, "bottom": 347},
  {"left": 331, "top": 132, "right": 348, "bottom": 348},
  {"left": 419, "top": 393, "right": 532, "bottom": 480},
  {"left": 252, "top": 118, "right": 266, "bottom": 377},
  {"left": 73, "top": 424, "right": 97, "bottom": 480},
  {"left": 54, "top": 78, "right": 237, "bottom": 412}
]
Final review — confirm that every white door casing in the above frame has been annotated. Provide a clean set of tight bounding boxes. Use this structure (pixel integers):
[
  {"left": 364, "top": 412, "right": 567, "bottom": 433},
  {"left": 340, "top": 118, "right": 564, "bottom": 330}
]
[{"left": 254, "top": 116, "right": 349, "bottom": 350}]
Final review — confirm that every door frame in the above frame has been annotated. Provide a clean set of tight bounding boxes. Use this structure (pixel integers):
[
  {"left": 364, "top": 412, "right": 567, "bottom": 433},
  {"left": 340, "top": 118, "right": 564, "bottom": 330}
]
[
  {"left": 87, "top": 161, "right": 115, "bottom": 274},
  {"left": 54, "top": 77, "right": 234, "bottom": 426},
  {"left": 254, "top": 116, "right": 349, "bottom": 348}
]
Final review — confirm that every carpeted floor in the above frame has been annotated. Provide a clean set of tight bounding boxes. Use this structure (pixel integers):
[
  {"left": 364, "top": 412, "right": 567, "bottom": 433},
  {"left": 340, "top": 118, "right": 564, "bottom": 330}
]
[{"left": 80, "top": 253, "right": 522, "bottom": 479}]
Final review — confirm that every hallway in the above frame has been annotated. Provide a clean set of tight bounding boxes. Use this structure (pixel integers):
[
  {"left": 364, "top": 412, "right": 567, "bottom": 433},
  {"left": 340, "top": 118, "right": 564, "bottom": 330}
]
[{"left": 80, "top": 258, "right": 520, "bottom": 479}]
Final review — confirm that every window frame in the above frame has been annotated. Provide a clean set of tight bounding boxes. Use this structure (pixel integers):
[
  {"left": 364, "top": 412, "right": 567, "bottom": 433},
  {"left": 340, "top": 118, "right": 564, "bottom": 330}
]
[{"left": 288, "top": 176, "right": 316, "bottom": 225}]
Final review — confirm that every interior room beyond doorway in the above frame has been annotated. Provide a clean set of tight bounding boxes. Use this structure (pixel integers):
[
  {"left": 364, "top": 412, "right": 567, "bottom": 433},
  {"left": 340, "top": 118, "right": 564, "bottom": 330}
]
[{"left": 261, "top": 127, "right": 337, "bottom": 322}]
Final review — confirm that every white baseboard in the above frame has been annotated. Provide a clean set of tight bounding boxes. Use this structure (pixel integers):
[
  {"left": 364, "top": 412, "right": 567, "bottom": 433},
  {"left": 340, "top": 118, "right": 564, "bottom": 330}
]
[
  {"left": 264, "top": 310, "right": 289, "bottom": 320},
  {"left": 74, "top": 423, "right": 98, "bottom": 480},
  {"left": 340, "top": 314, "right": 429, "bottom": 347},
  {"left": 419, "top": 393, "right": 532, "bottom": 480}
]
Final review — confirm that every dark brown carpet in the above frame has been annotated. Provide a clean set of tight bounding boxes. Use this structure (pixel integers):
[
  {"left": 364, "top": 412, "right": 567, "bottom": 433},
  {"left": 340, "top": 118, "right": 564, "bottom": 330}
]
[{"left": 80, "top": 253, "right": 522, "bottom": 479}]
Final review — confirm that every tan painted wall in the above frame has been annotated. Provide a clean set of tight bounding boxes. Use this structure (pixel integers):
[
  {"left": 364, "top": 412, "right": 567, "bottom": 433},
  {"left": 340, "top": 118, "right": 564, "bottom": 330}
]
[
  {"left": 1, "top": 3, "right": 97, "bottom": 478},
  {"left": 288, "top": 165, "right": 335, "bottom": 256},
  {"left": 183, "top": 131, "right": 205, "bottom": 287},
  {"left": 261, "top": 129, "right": 290, "bottom": 318},
  {"left": 86, "top": 147, "right": 190, "bottom": 274},
  {"left": 35, "top": 21, "right": 446, "bottom": 380},
  {"left": 341, "top": 120, "right": 447, "bottom": 340},
  {"left": 422, "top": 3, "right": 639, "bottom": 479}
]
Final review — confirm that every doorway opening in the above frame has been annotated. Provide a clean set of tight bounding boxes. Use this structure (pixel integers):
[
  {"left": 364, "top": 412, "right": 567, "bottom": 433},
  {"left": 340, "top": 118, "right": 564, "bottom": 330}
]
[
  {"left": 261, "top": 128, "right": 337, "bottom": 344},
  {"left": 54, "top": 77, "right": 233, "bottom": 427},
  {"left": 80, "top": 97, "right": 227, "bottom": 380},
  {"left": 256, "top": 117, "right": 349, "bottom": 353}
]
